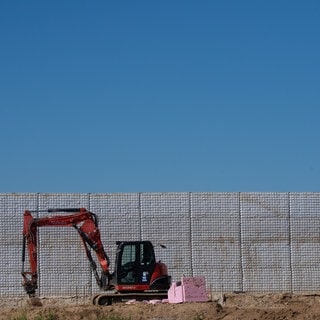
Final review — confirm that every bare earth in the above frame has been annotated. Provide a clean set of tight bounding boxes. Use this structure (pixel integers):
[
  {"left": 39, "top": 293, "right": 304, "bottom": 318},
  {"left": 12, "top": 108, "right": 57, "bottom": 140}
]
[{"left": 2, "top": 293, "right": 320, "bottom": 320}]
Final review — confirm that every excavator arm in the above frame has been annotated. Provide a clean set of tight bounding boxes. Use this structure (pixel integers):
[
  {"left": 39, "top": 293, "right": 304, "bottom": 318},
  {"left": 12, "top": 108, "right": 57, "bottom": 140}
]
[{"left": 21, "top": 208, "right": 110, "bottom": 296}]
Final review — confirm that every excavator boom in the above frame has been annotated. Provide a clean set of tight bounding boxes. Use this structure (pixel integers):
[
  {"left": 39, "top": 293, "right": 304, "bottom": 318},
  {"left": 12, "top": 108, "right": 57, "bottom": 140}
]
[{"left": 21, "top": 208, "right": 110, "bottom": 296}]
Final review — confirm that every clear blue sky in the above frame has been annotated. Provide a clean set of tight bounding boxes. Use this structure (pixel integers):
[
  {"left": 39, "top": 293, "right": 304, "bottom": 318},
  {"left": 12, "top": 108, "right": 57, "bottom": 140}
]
[{"left": 1, "top": 1, "right": 319, "bottom": 193}]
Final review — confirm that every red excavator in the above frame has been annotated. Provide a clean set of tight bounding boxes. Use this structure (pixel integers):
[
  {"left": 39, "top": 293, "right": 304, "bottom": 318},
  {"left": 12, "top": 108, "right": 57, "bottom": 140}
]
[{"left": 21, "top": 208, "right": 171, "bottom": 305}]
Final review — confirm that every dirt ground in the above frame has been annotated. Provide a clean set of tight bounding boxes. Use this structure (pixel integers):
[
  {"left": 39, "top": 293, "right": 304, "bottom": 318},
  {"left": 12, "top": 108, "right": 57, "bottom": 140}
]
[{"left": 2, "top": 293, "right": 320, "bottom": 320}]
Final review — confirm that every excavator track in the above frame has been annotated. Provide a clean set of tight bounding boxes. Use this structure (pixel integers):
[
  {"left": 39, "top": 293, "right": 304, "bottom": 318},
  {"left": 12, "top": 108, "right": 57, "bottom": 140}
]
[{"left": 91, "top": 291, "right": 168, "bottom": 305}]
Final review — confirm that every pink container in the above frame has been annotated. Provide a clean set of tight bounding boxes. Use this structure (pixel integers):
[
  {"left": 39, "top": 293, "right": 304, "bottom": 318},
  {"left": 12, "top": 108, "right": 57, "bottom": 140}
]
[{"left": 168, "top": 276, "right": 208, "bottom": 303}]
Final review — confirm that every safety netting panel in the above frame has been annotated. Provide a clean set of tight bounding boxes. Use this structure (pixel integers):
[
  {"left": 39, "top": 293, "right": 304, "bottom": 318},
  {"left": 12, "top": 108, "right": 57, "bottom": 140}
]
[
  {"left": 241, "top": 193, "right": 291, "bottom": 292},
  {"left": 0, "top": 193, "right": 38, "bottom": 297},
  {"left": 3, "top": 192, "right": 320, "bottom": 298},
  {"left": 140, "top": 193, "right": 192, "bottom": 282},
  {"left": 290, "top": 193, "right": 320, "bottom": 292},
  {"left": 37, "top": 194, "right": 92, "bottom": 297},
  {"left": 191, "top": 193, "right": 242, "bottom": 292},
  {"left": 89, "top": 193, "right": 140, "bottom": 291}
]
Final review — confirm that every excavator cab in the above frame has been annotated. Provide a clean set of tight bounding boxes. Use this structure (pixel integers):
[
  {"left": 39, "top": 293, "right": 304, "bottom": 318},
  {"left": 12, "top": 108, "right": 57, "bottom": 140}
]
[
  {"left": 115, "top": 241, "right": 156, "bottom": 286},
  {"left": 93, "top": 240, "right": 171, "bottom": 305}
]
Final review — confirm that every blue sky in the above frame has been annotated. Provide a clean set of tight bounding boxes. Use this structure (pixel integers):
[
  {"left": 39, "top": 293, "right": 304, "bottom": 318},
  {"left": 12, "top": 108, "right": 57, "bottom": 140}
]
[{"left": 0, "top": 1, "right": 319, "bottom": 193}]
